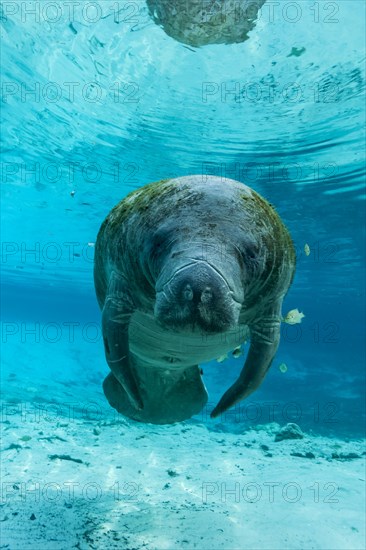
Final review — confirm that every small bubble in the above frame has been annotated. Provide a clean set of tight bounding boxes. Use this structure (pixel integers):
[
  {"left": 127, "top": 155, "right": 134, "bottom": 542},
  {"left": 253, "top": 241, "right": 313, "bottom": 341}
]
[{"left": 279, "top": 363, "right": 288, "bottom": 373}]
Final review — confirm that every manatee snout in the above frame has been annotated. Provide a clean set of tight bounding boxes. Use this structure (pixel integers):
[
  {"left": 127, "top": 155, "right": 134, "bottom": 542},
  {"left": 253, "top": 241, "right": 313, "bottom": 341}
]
[{"left": 155, "top": 261, "right": 242, "bottom": 333}]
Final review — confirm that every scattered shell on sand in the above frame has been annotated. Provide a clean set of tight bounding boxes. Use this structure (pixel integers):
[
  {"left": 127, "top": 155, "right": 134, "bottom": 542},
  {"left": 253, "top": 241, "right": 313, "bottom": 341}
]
[{"left": 275, "top": 423, "right": 304, "bottom": 442}]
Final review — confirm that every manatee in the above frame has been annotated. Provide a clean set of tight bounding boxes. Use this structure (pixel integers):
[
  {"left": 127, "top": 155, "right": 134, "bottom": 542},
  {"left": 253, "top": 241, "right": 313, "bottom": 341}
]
[
  {"left": 94, "top": 175, "right": 296, "bottom": 424},
  {"left": 147, "top": 0, "right": 266, "bottom": 47}
]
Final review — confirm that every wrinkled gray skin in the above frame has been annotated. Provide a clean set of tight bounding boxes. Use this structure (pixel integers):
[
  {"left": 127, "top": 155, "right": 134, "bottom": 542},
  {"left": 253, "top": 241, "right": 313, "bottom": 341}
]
[{"left": 94, "top": 176, "right": 296, "bottom": 424}]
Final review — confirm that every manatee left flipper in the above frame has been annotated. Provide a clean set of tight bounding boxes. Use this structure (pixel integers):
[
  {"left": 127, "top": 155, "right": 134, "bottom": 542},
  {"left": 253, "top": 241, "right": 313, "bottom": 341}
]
[
  {"left": 211, "top": 301, "right": 282, "bottom": 418},
  {"left": 102, "top": 271, "right": 143, "bottom": 411}
]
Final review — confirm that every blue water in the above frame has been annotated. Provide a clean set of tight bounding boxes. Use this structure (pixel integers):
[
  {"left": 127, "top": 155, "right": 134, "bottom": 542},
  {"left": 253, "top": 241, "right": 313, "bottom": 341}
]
[{"left": 1, "top": 1, "right": 365, "bottom": 548}]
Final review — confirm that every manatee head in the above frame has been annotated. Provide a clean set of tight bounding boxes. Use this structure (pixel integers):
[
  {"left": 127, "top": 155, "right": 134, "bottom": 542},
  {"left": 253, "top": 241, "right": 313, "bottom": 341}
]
[
  {"left": 145, "top": 212, "right": 261, "bottom": 334},
  {"left": 154, "top": 249, "right": 246, "bottom": 333}
]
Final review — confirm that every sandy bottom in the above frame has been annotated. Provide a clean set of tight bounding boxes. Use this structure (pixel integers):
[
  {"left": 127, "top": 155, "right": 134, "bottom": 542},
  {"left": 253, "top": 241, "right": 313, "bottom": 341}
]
[
  {"left": 1, "top": 395, "right": 365, "bottom": 549},
  {"left": 1, "top": 337, "right": 365, "bottom": 550}
]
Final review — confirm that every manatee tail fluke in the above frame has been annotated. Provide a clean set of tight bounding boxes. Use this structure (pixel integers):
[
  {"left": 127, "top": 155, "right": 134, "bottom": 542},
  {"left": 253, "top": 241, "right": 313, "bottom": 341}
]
[{"left": 104, "top": 365, "right": 208, "bottom": 424}]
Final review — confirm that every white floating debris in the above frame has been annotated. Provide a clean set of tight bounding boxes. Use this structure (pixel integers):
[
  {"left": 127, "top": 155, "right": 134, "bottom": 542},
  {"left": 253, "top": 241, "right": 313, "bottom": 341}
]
[{"left": 232, "top": 346, "right": 243, "bottom": 359}]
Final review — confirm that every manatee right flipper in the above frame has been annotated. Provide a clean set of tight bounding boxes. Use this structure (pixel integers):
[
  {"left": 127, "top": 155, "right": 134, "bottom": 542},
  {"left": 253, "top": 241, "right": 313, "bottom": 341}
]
[{"left": 101, "top": 271, "right": 143, "bottom": 411}]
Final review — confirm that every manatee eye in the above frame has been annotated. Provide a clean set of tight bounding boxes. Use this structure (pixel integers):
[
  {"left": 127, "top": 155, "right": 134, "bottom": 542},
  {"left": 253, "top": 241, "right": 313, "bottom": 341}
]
[
  {"left": 154, "top": 239, "right": 163, "bottom": 251},
  {"left": 246, "top": 244, "right": 258, "bottom": 260},
  {"left": 151, "top": 229, "right": 169, "bottom": 255},
  {"left": 236, "top": 240, "right": 259, "bottom": 270}
]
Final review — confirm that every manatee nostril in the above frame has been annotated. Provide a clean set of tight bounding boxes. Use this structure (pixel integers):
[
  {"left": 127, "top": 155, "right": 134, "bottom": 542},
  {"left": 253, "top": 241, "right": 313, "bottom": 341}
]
[
  {"left": 182, "top": 284, "right": 193, "bottom": 301},
  {"left": 201, "top": 286, "right": 213, "bottom": 303}
]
